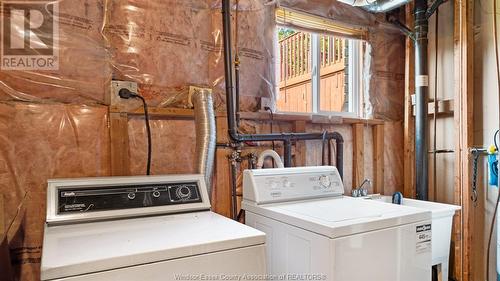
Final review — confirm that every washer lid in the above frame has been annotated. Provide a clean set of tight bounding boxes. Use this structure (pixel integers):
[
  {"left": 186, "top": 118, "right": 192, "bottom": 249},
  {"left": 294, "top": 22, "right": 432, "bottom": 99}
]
[
  {"left": 41, "top": 211, "right": 265, "bottom": 280},
  {"left": 243, "top": 196, "right": 431, "bottom": 238}
]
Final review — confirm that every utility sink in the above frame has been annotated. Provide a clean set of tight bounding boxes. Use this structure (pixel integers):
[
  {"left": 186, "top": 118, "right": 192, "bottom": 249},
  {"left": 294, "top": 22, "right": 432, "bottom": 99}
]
[{"left": 363, "top": 194, "right": 460, "bottom": 281}]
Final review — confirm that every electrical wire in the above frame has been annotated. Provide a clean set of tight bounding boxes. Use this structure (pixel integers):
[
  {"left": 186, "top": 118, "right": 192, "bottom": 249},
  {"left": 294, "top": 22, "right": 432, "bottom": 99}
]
[
  {"left": 137, "top": 95, "right": 152, "bottom": 176},
  {"left": 118, "top": 88, "right": 152, "bottom": 175}
]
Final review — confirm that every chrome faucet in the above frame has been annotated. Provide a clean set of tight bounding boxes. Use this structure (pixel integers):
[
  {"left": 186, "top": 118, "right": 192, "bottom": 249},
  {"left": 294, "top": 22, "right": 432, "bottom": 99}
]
[{"left": 352, "top": 179, "right": 371, "bottom": 197}]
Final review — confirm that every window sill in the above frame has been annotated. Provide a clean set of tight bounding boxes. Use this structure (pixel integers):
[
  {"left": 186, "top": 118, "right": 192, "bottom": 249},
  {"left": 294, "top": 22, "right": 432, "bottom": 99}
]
[
  {"left": 116, "top": 107, "right": 385, "bottom": 126},
  {"left": 218, "top": 111, "right": 384, "bottom": 125}
]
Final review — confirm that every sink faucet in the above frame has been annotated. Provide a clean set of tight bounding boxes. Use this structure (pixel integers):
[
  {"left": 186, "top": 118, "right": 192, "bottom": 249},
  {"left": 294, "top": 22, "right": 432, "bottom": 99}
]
[{"left": 352, "top": 179, "right": 371, "bottom": 197}]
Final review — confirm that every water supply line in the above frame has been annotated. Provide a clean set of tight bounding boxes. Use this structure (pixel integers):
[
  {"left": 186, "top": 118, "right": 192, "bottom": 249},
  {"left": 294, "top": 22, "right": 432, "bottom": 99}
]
[
  {"left": 256, "top": 150, "right": 285, "bottom": 169},
  {"left": 229, "top": 149, "right": 241, "bottom": 220},
  {"left": 193, "top": 88, "right": 216, "bottom": 198},
  {"left": 221, "top": 0, "right": 344, "bottom": 177}
]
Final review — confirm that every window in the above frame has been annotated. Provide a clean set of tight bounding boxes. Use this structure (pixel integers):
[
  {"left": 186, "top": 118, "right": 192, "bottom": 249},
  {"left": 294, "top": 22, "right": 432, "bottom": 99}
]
[{"left": 275, "top": 8, "right": 366, "bottom": 116}]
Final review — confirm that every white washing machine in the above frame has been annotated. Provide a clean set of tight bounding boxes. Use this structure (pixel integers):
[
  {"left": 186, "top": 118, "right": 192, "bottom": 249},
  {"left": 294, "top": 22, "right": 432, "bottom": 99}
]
[
  {"left": 242, "top": 166, "right": 432, "bottom": 281},
  {"left": 41, "top": 174, "right": 266, "bottom": 281}
]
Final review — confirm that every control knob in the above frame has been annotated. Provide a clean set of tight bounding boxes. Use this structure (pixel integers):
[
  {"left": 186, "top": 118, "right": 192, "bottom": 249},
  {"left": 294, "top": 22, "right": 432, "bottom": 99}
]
[
  {"left": 152, "top": 190, "right": 161, "bottom": 198},
  {"left": 176, "top": 185, "right": 192, "bottom": 200},
  {"left": 319, "top": 175, "right": 331, "bottom": 188},
  {"left": 282, "top": 178, "right": 291, "bottom": 188}
]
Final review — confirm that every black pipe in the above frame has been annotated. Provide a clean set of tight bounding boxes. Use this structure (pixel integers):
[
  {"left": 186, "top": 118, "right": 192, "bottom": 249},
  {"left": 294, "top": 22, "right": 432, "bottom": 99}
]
[
  {"left": 336, "top": 140, "right": 344, "bottom": 179},
  {"left": 222, "top": 0, "right": 236, "bottom": 128},
  {"left": 415, "top": 0, "right": 429, "bottom": 201},
  {"left": 284, "top": 140, "right": 293, "bottom": 167},
  {"left": 426, "top": 0, "right": 446, "bottom": 19},
  {"left": 221, "top": 0, "right": 344, "bottom": 177},
  {"left": 387, "top": 16, "right": 416, "bottom": 41},
  {"left": 235, "top": 55, "right": 241, "bottom": 126},
  {"left": 322, "top": 131, "right": 328, "bottom": 165}
]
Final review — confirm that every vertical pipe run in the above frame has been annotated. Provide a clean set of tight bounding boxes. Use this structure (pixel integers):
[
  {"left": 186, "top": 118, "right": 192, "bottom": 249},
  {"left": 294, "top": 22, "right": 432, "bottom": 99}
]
[
  {"left": 284, "top": 140, "right": 293, "bottom": 167},
  {"left": 229, "top": 151, "right": 240, "bottom": 220},
  {"left": 221, "top": 0, "right": 344, "bottom": 173},
  {"left": 432, "top": 9, "right": 439, "bottom": 202},
  {"left": 230, "top": 161, "right": 238, "bottom": 220},
  {"left": 234, "top": 0, "right": 241, "bottom": 126},
  {"left": 235, "top": 57, "right": 241, "bottom": 126},
  {"left": 336, "top": 140, "right": 344, "bottom": 179},
  {"left": 222, "top": 0, "right": 237, "bottom": 139},
  {"left": 415, "top": 0, "right": 429, "bottom": 200}
]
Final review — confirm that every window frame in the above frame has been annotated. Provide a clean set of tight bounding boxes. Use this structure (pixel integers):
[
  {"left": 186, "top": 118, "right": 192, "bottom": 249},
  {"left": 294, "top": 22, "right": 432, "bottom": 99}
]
[{"left": 275, "top": 28, "right": 363, "bottom": 117}]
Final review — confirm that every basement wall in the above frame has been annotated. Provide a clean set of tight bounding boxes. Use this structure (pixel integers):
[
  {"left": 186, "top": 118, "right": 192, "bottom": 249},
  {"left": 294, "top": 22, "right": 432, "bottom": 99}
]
[
  {"left": 427, "top": 1, "right": 455, "bottom": 205},
  {"left": 0, "top": 1, "right": 405, "bottom": 280},
  {"left": 428, "top": 0, "right": 500, "bottom": 279},
  {"left": 472, "top": 0, "right": 500, "bottom": 279},
  {"left": 427, "top": 3, "right": 460, "bottom": 278}
]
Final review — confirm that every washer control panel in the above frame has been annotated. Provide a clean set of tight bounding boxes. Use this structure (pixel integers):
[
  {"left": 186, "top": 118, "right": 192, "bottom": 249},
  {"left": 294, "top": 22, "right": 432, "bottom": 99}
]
[{"left": 243, "top": 166, "right": 344, "bottom": 204}]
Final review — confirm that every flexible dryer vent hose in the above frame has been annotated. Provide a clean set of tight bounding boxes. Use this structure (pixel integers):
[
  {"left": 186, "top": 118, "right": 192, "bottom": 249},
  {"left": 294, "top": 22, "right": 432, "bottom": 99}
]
[{"left": 193, "top": 88, "right": 216, "bottom": 200}]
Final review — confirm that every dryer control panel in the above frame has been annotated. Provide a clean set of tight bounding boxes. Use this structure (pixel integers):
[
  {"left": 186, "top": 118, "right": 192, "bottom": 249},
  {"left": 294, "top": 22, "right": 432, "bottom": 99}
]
[
  {"left": 58, "top": 182, "right": 202, "bottom": 214},
  {"left": 243, "top": 166, "right": 344, "bottom": 204},
  {"left": 46, "top": 175, "right": 211, "bottom": 225}
]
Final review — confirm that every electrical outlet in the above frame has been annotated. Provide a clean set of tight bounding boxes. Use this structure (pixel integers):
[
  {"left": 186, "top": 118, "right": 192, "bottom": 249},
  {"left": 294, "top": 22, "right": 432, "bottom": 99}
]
[
  {"left": 260, "top": 97, "right": 274, "bottom": 111},
  {"left": 111, "top": 81, "right": 138, "bottom": 102},
  {"left": 110, "top": 80, "right": 139, "bottom": 110}
]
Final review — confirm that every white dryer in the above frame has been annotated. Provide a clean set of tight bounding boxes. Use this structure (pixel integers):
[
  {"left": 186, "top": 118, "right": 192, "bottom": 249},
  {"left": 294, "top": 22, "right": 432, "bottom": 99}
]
[
  {"left": 41, "top": 174, "right": 266, "bottom": 281},
  {"left": 242, "top": 166, "right": 432, "bottom": 281}
]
